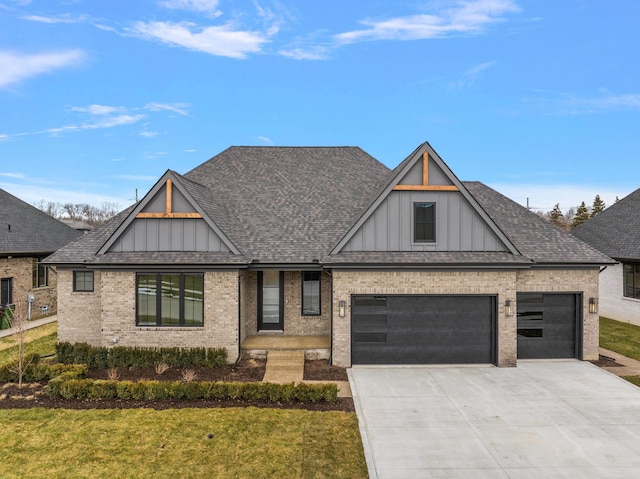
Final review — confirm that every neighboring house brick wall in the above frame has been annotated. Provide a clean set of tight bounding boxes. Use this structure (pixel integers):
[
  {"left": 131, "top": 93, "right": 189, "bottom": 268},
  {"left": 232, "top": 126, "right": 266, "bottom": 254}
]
[
  {"left": 1, "top": 256, "right": 57, "bottom": 318},
  {"left": 515, "top": 268, "right": 599, "bottom": 361},
  {"left": 331, "top": 270, "right": 518, "bottom": 368},
  {"left": 57, "top": 269, "right": 102, "bottom": 345},
  {"left": 599, "top": 263, "right": 640, "bottom": 327}
]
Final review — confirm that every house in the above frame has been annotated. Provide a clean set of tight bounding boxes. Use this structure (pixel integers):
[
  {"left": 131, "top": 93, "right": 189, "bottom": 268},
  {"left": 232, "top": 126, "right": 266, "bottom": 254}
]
[
  {"left": 0, "top": 188, "right": 82, "bottom": 319},
  {"left": 44, "top": 142, "right": 612, "bottom": 367},
  {"left": 572, "top": 188, "right": 640, "bottom": 326}
]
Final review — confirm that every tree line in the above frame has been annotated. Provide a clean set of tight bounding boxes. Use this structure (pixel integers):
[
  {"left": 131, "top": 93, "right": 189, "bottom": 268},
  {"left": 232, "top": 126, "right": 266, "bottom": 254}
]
[
  {"left": 35, "top": 200, "right": 120, "bottom": 227},
  {"left": 536, "top": 194, "right": 618, "bottom": 231}
]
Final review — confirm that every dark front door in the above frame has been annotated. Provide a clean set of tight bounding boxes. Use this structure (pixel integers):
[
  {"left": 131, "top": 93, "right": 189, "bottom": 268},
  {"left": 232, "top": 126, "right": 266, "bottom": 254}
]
[
  {"left": 258, "top": 271, "right": 284, "bottom": 331},
  {"left": 517, "top": 293, "right": 580, "bottom": 359},
  {"left": 351, "top": 295, "right": 496, "bottom": 365}
]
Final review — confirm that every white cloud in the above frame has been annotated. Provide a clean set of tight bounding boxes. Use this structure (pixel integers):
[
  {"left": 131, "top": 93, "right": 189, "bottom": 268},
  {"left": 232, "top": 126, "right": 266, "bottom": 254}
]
[
  {"left": 139, "top": 130, "right": 159, "bottom": 138},
  {"left": 0, "top": 49, "right": 85, "bottom": 88},
  {"left": 279, "top": 46, "right": 330, "bottom": 60},
  {"left": 0, "top": 133, "right": 11, "bottom": 142},
  {"left": 46, "top": 114, "right": 146, "bottom": 135},
  {"left": 489, "top": 182, "right": 632, "bottom": 213},
  {"left": 21, "top": 13, "right": 89, "bottom": 24},
  {"left": 162, "top": 0, "right": 221, "bottom": 17},
  {"left": 0, "top": 181, "right": 127, "bottom": 208},
  {"left": 131, "top": 21, "right": 269, "bottom": 59},
  {"left": 257, "top": 135, "right": 274, "bottom": 145},
  {"left": 71, "top": 104, "right": 127, "bottom": 115},
  {"left": 0, "top": 172, "right": 26, "bottom": 179},
  {"left": 144, "top": 102, "right": 190, "bottom": 116},
  {"left": 448, "top": 60, "right": 496, "bottom": 89},
  {"left": 143, "top": 152, "right": 168, "bottom": 160},
  {"left": 184, "top": 149, "right": 196, "bottom": 152},
  {"left": 335, "top": 0, "right": 519, "bottom": 44},
  {"left": 525, "top": 91, "right": 640, "bottom": 115}
]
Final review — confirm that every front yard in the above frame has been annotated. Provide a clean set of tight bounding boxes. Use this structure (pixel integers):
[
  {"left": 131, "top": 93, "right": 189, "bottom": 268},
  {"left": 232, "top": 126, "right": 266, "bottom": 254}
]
[
  {"left": 0, "top": 324, "right": 368, "bottom": 478},
  {"left": 600, "top": 316, "right": 640, "bottom": 387}
]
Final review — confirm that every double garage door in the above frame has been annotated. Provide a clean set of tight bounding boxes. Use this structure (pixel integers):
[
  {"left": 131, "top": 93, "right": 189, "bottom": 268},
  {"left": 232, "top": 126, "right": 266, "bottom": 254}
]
[{"left": 351, "top": 293, "right": 580, "bottom": 365}]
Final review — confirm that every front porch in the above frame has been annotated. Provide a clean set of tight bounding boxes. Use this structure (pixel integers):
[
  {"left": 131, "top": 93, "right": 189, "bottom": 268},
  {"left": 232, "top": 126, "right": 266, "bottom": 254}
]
[{"left": 241, "top": 334, "right": 331, "bottom": 361}]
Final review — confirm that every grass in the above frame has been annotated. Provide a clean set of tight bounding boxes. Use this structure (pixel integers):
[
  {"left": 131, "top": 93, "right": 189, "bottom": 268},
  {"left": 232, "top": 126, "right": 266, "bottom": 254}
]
[
  {"left": 599, "top": 317, "right": 640, "bottom": 361},
  {"left": 0, "top": 323, "right": 58, "bottom": 367},
  {"left": 0, "top": 408, "right": 368, "bottom": 479}
]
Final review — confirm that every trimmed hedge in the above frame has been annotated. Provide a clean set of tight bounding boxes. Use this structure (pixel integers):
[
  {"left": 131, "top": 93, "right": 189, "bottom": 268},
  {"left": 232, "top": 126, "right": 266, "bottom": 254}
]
[
  {"left": 46, "top": 378, "right": 338, "bottom": 403},
  {"left": 0, "top": 361, "right": 87, "bottom": 384},
  {"left": 56, "top": 342, "right": 227, "bottom": 368}
]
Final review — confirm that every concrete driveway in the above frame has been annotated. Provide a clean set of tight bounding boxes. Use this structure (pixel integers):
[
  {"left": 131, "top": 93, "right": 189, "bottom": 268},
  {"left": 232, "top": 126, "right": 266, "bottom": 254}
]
[{"left": 349, "top": 361, "right": 640, "bottom": 479}]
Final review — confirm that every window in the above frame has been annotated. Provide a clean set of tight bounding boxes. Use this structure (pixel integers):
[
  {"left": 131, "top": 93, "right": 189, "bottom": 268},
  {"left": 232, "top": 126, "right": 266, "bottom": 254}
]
[
  {"left": 414, "top": 202, "right": 436, "bottom": 242},
  {"left": 136, "top": 273, "right": 204, "bottom": 327},
  {"left": 302, "top": 271, "right": 321, "bottom": 316},
  {"left": 624, "top": 263, "right": 640, "bottom": 299},
  {"left": 73, "top": 271, "right": 94, "bottom": 292},
  {"left": 32, "top": 257, "right": 48, "bottom": 288},
  {"left": 1, "top": 278, "right": 12, "bottom": 305}
]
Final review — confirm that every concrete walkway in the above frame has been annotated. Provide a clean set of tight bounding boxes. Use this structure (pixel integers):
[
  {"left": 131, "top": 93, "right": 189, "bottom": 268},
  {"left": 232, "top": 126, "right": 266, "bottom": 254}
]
[
  {"left": 599, "top": 347, "right": 640, "bottom": 376},
  {"left": 0, "top": 315, "right": 57, "bottom": 339},
  {"left": 350, "top": 361, "right": 640, "bottom": 479}
]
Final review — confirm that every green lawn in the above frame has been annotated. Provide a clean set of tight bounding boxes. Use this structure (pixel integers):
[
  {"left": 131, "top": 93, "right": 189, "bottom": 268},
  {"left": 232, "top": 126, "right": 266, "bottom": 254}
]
[
  {"left": 599, "top": 316, "right": 640, "bottom": 361},
  {"left": 0, "top": 323, "right": 58, "bottom": 367},
  {"left": 0, "top": 407, "right": 368, "bottom": 479}
]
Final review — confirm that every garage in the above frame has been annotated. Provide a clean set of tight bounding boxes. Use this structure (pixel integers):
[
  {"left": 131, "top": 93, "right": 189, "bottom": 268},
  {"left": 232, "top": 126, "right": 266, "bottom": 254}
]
[
  {"left": 351, "top": 295, "right": 496, "bottom": 365},
  {"left": 517, "top": 293, "right": 581, "bottom": 359}
]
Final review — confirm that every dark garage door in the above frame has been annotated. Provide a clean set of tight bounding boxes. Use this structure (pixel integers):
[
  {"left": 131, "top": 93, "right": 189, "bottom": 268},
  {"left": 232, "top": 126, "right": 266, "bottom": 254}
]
[
  {"left": 517, "top": 293, "right": 580, "bottom": 359},
  {"left": 351, "top": 295, "right": 496, "bottom": 365}
]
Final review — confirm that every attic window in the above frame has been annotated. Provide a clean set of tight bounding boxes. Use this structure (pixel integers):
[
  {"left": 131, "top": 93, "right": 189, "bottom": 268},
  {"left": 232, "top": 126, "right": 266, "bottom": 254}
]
[{"left": 414, "top": 202, "right": 436, "bottom": 242}]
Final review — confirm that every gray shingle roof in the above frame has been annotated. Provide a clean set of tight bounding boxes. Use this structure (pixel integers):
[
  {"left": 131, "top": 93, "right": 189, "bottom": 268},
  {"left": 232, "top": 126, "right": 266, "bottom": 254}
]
[
  {"left": 572, "top": 187, "right": 640, "bottom": 260},
  {"left": 464, "top": 182, "right": 613, "bottom": 265},
  {"left": 0, "top": 188, "right": 82, "bottom": 255},
  {"left": 44, "top": 146, "right": 614, "bottom": 268}
]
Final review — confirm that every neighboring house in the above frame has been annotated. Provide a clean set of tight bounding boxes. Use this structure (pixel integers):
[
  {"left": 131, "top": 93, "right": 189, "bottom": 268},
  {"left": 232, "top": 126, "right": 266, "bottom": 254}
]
[
  {"left": 45, "top": 143, "right": 612, "bottom": 367},
  {"left": 0, "top": 188, "right": 82, "bottom": 319},
  {"left": 572, "top": 188, "right": 640, "bottom": 326}
]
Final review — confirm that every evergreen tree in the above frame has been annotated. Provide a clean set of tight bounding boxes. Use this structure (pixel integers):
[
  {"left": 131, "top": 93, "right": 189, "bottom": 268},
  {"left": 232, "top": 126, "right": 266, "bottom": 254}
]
[
  {"left": 549, "top": 203, "right": 564, "bottom": 228},
  {"left": 591, "top": 195, "right": 606, "bottom": 217},
  {"left": 572, "top": 201, "right": 590, "bottom": 229}
]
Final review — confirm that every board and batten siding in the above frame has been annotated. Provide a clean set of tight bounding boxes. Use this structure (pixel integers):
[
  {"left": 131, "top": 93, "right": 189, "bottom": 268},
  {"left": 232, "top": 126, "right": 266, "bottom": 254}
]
[
  {"left": 341, "top": 190, "right": 508, "bottom": 252},
  {"left": 109, "top": 218, "right": 231, "bottom": 252}
]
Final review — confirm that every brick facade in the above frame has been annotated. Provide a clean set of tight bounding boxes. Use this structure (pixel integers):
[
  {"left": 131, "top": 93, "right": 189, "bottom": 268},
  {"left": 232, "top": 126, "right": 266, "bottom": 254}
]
[
  {"left": 57, "top": 270, "right": 241, "bottom": 363},
  {"left": 241, "top": 271, "right": 331, "bottom": 336},
  {"left": 1, "top": 256, "right": 58, "bottom": 319},
  {"left": 598, "top": 263, "right": 640, "bottom": 327}
]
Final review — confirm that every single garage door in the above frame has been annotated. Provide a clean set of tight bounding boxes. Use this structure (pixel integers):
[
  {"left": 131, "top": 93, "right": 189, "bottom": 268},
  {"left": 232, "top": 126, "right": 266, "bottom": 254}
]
[
  {"left": 517, "top": 293, "right": 580, "bottom": 359},
  {"left": 351, "top": 295, "right": 496, "bottom": 365}
]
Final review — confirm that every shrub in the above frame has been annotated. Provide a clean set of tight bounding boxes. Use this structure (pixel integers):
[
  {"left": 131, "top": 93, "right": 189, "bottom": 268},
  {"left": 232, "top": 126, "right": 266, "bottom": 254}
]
[
  {"left": 0, "top": 362, "right": 86, "bottom": 384},
  {"left": 56, "top": 343, "right": 227, "bottom": 368},
  {"left": 46, "top": 378, "right": 339, "bottom": 403}
]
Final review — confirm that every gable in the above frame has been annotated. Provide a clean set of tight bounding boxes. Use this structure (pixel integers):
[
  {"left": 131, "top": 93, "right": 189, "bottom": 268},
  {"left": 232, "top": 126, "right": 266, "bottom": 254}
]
[
  {"left": 100, "top": 173, "right": 240, "bottom": 254},
  {"left": 333, "top": 143, "right": 518, "bottom": 254}
]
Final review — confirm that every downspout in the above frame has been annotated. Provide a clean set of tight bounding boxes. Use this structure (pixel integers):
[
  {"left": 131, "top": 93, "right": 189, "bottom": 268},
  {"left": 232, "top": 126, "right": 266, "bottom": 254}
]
[
  {"left": 234, "top": 272, "right": 242, "bottom": 368},
  {"left": 325, "top": 268, "right": 333, "bottom": 365}
]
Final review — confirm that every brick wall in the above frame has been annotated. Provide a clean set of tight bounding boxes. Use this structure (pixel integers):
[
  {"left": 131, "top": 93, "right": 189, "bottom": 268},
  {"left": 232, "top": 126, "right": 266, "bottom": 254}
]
[
  {"left": 57, "top": 270, "right": 241, "bottom": 363},
  {"left": 1, "top": 256, "right": 58, "bottom": 318},
  {"left": 331, "top": 270, "right": 517, "bottom": 367},
  {"left": 599, "top": 263, "right": 640, "bottom": 327},
  {"left": 516, "top": 268, "right": 600, "bottom": 360},
  {"left": 241, "top": 271, "right": 330, "bottom": 336}
]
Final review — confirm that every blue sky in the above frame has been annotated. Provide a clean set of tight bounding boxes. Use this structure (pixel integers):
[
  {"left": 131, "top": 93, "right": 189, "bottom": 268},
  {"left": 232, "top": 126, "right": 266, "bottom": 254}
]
[{"left": 1, "top": 0, "right": 638, "bottom": 213}]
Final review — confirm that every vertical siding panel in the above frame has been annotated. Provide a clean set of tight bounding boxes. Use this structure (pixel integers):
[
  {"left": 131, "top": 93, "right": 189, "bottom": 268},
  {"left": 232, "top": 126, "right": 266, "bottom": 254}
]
[
  {"left": 147, "top": 219, "right": 159, "bottom": 252},
  {"left": 362, "top": 216, "right": 375, "bottom": 251},
  {"left": 171, "top": 220, "right": 183, "bottom": 250},
  {"left": 376, "top": 201, "right": 388, "bottom": 251},
  {"left": 183, "top": 219, "right": 196, "bottom": 251},
  {"left": 122, "top": 228, "right": 135, "bottom": 252},
  {"left": 134, "top": 220, "right": 146, "bottom": 252},
  {"left": 195, "top": 220, "right": 207, "bottom": 251},
  {"left": 388, "top": 193, "right": 400, "bottom": 251},
  {"left": 159, "top": 220, "right": 171, "bottom": 251}
]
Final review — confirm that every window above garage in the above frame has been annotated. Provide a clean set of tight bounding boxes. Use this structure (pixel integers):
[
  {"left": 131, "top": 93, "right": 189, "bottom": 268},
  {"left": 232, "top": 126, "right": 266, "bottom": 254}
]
[{"left": 414, "top": 202, "right": 436, "bottom": 242}]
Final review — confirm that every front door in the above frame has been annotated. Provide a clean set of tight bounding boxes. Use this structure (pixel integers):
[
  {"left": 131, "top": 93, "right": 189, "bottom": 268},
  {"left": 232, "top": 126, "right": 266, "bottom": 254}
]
[{"left": 258, "top": 271, "right": 284, "bottom": 331}]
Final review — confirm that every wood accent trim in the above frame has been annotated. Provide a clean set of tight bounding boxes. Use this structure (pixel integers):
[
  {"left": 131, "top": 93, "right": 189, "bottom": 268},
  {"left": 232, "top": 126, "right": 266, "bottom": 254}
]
[
  {"left": 422, "top": 151, "right": 429, "bottom": 186},
  {"left": 393, "top": 185, "right": 459, "bottom": 191},
  {"left": 136, "top": 212, "right": 203, "bottom": 219},
  {"left": 166, "top": 179, "right": 173, "bottom": 214}
]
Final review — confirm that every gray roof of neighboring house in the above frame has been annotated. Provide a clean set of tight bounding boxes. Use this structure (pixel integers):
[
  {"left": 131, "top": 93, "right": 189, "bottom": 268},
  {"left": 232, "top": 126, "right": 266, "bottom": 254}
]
[
  {"left": 0, "top": 188, "right": 82, "bottom": 256},
  {"left": 572, "top": 187, "right": 640, "bottom": 260},
  {"left": 45, "top": 146, "right": 613, "bottom": 268},
  {"left": 464, "top": 182, "right": 613, "bottom": 265}
]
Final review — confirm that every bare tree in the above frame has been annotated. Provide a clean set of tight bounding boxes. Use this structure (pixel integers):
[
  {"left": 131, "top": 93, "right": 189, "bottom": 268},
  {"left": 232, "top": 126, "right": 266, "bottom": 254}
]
[
  {"left": 4, "top": 300, "right": 35, "bottom": 388},
  {"left": 35, "top": 200, "right": 120, "bottom": 226}
]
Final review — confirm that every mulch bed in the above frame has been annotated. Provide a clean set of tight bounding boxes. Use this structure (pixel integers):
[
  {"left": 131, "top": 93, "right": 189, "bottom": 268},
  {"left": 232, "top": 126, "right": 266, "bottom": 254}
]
[
  {"left": 589, "top": 354, "right": 623, "bottom": 368},
  {"left": 0, "top": 359, "right": 354, "bottom": 412}
]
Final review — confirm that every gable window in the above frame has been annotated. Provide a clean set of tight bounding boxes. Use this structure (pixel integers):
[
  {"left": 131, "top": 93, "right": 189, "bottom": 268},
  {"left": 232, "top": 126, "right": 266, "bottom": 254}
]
[
  {"left": 624, "top": 263, "right": 640, "bottom": 300},
  {"left": 136, "top": 273, "right": 204, "bottom": 327},
  {"left": 73, "top": 271, "right": 94, "bottom": 292},
  {"left": 1, "top": 278, "right": 12, "bottom": 305},
  {"left": 302, "top": 271, "right": 321, "bottom": 316},
  {"left": 414, "top": 202, "right": 436, "bottom": 242},
  {"left": 32, "top": 257, "right": 48, "bottom": 288}
]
